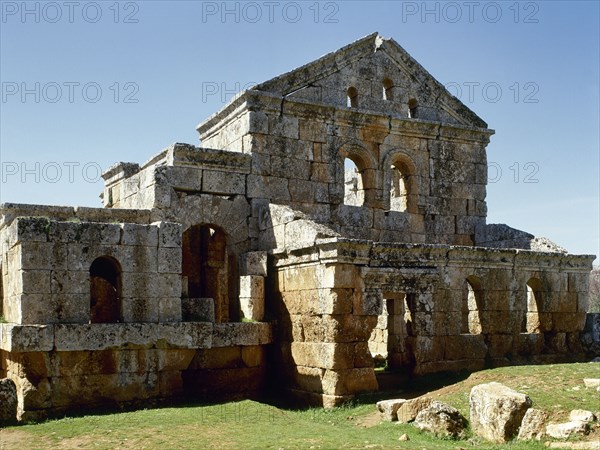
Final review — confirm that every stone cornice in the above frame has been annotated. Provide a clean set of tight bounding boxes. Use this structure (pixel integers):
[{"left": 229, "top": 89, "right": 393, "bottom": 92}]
[
  {"left": 197, "top": 89, "right": 494, "bottom": 145},
  {"left": 272, "top": 238, "right": 595, "bottom": 270}
]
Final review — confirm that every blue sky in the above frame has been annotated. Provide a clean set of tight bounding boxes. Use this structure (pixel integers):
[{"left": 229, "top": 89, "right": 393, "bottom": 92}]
[{"left": 0, "top": 1, "right": 598, "bottom": 258}]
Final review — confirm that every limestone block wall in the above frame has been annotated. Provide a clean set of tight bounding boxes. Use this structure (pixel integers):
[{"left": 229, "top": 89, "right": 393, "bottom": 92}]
[
  {"left": 197, "top": 91, "right": 492, "bottom": 247},
  {"left": 269, "top": 259, "right": 378, "bottom": 407},
  {"left": 0, "top": 216, "right": 181, "bottom": 325},
  {"left": 0, "top": 321, "right": 273, "bottom": 420},
  {"left": 270, "top": 239, "right": 594, "bottom": 406}
]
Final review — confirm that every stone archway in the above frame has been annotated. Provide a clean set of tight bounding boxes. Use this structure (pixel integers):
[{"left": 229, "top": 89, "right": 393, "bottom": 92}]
[{"left": 182, "top": 224, "right": 239, "bottom": 323}]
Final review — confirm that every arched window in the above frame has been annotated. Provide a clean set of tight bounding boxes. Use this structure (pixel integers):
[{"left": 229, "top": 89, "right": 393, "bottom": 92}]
[
  {"left": 347, "top": 86, "right": 358, "bottom": 108},
  {"left": 343, "top": 157, "right": 364, "bottom": 206},
  {"left": 387, "top": 154, "right": 417, "bottom": 213},
  {"left": 390, "top": 163, "right": 409, "bottom": 212},
  {"left": 408, "top": 98, "right": 418, "bottom": 118},
  {"left": 382, "top": 78, "right": 394, "bottom": 101},
  {"left": 90, "top": 256, "right": 122, "bottom": 323},
  {"left": 522, "top": 278, "right": 543, "bottom": 333},
  {"left": 461, "top": 276, "right": 483, "bottom": 334}
]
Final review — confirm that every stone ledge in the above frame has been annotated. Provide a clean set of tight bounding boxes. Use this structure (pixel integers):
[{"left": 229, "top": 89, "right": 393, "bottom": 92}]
[
  {"left": 1, "top": 322, "right": 274, "bottom": 352},
  {"left": 0, "top": 323, "right": 54, "bottom": 352}
]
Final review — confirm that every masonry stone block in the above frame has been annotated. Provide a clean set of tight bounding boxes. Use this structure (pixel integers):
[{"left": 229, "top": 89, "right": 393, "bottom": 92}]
[
  {"left": 202, "top": 170, "right": 246, "bottom": 195},
  {"left": 121, "top": 224, "right": 158, "bottom": 247},
  {"left": 240, "top": 251, "right": 267, "bottom": 276},
  {"left": 157, "top": 222, "right": 182, "bottom": 248},
  {"left": 157, "top": 247, "right": 182, "bottom": 274}
]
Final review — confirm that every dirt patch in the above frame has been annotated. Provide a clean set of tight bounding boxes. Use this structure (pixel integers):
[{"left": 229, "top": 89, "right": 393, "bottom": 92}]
[
  {"left": 355, "top": 411, "right": 382, "bottom": 428},
  {"left": 1, "top": 428, "right": 53, "bottom": 449}
]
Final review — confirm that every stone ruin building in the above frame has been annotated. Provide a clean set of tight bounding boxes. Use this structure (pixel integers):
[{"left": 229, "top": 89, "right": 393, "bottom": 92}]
[{"left": 0, "top": 33, "right": 595, "bottom": 421}]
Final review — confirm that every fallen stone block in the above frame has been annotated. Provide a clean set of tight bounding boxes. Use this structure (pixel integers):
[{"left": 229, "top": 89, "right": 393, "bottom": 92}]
[
  {"left": 376, "top": 398, "right": 406, "bottom": 421},
  {"left": 397, "top": 396, "right": 433, "bottom": 423},
  {"left": 413, "top": 401, "right": 467, "bottom": 438},
  {"left": 569, "top": 410, "right": 596, "bottom": 423},
  {"left": 517, "top": 408, "right": 548, "bottom": 441},
  {"left": 546, "top": 421, "right": 589, "bottom": 439},
  {"left": 470, "top": 382, "right": 532, "bottom": 443}
]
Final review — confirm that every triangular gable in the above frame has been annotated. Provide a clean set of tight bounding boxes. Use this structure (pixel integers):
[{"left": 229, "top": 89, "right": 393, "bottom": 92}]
[{"left": 254, "top": 33, "right": 487, "bottom": 129}]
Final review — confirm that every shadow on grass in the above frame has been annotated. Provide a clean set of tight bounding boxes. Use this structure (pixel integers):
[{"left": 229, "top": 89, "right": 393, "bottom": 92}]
[
  {"left": 13, "top": 369, "right": 474, "bottom": 426},
  {"left": 259, "top": 368, "right": 474, "bottom": 412}
]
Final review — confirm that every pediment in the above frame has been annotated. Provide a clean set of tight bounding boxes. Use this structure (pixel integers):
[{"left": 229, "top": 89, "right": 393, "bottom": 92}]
[{"left": 254, "top": 33, "right": 487, "bottom": 128}]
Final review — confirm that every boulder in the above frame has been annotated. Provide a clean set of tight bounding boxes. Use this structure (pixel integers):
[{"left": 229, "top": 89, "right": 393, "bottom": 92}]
[
  {"left": 546, "top": 421, "right": 589, "bottom": 439},
  {"left": 517, "top": 408, "right": 548, "bottom": 440},
  {"left": 470, "top": 382, "right": 532, "bottom": 443},
  {"left": 569, "top": 410, "right": 596, "bottom": 423},
  {"left": 376, "top": 399, "right": 406, "bottom": 422},
  {"left": 397, "top": 396, "right": 433, "bottom": 423},
  {"left": 413, "top": 401, "right": 467, "bottom": 438},
  {"left": 0, "top": 378, "right": 17, "bottom": 426}
]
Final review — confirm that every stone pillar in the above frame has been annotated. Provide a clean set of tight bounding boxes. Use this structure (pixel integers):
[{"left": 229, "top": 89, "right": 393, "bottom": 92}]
[{"left": 276, "top": 262, "right": 378, "bottom": 407}]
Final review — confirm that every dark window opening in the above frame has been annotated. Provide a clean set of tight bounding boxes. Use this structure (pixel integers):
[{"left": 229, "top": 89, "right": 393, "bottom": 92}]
[
  {"left": 383, "top": 78, "right": 394, "bottom": 101},
  {"left": 90, "top": 256, "right": 122, "bottom": 323},
  {"left": 347, "top": 86, "right": 358, "bottom": 108},
  {"left": 408, "top": 98, "right": 418, "bottom": 118}
]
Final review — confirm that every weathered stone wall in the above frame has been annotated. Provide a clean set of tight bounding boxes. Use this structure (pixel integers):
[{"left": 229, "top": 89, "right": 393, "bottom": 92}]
[
  {"left": 196, "top": 90, "right": 490, "bottom": 247},
  {"left": 269, "top": 239, "right": 594, "bottom": 405},
  {"left": 0, "top": 216, "right": 181, "bottom": 325},
  {"left": 0, "top": 321, "right": 272, "bottom": 420},
  {"left": 269, "top": 261, "right": 377, "bottom": 406},
  {"left": 0, "top": 208, "right": 274, "bottom": 419}
]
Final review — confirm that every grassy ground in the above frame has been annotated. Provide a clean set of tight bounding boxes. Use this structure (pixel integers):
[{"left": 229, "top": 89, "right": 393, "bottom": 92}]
[{"left": 1, "top": 363, "right": 599, "bottom": 449}]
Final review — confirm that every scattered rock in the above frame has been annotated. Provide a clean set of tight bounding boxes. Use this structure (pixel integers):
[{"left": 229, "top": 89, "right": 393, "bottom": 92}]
[
  {"left": 583, "top": 379, "right": 600, "bottom": 388},
  {"left": 591, "top": 357, "right": 600, "bottom": 363},
  {"left": 546, "top": 421, "right": 589, "bottom": 439},
  {"left": 376, "top": 399, "right": 406, "bottom": 422},
  {"left": 413, "top": 401, "right": 467, "bottom": 438},
  {"left": 0, "top": 378, "right": 18, "bottom": 425},
  {"left": 517, "top": 408, "right": 548, "bottom": 441},
  {"left": 398, "top": 433, "right": 409, "bottom": 441},
  {"left": 470, "top": 382, "right": 532, "bottom": 443},
  {"left": 397, "top": 396, "right": 433, "bottom": 423},
  {"left": 570, "top": 410, "right": 596, "bottom": 423}
]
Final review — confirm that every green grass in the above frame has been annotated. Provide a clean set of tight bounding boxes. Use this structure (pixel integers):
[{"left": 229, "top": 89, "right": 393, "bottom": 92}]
[{"left": 2, "top": 363, "right": 599, "bottom": 449}]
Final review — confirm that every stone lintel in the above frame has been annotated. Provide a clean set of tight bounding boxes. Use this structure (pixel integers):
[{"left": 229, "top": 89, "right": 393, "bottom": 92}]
[{"left": 169, "top": 144, "right": 252, "bottom": 174}]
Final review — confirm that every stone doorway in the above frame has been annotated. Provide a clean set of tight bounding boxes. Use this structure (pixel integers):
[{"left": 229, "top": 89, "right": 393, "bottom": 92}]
[
  {"left": 368, "top": 292, "right": 416, "bottom": 371},
  {"left": 181, "top": 224, "right": 239, "bottom": 323}
]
